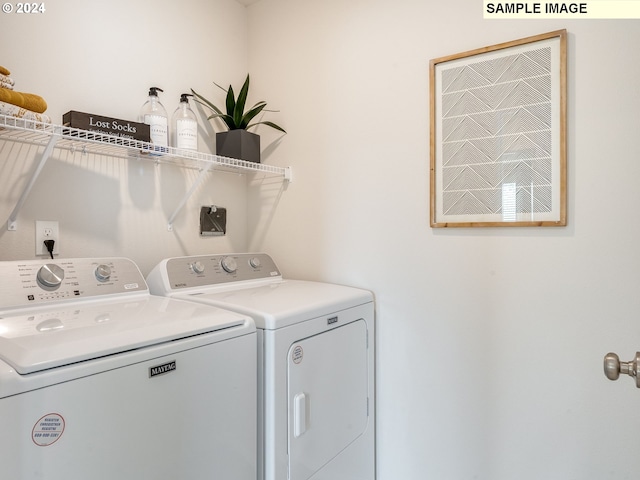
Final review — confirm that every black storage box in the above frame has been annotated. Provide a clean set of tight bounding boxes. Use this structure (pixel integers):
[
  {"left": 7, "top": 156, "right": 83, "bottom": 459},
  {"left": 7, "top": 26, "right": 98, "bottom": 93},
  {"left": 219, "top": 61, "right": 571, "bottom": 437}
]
[{"left": 63, "top": 111, "right": 150, "bottom": 142}]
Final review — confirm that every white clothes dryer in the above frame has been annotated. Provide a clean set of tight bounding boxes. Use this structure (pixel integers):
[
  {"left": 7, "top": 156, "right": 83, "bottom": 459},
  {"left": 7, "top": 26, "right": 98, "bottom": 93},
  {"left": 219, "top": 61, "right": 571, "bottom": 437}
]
[
  {"left": 146, "top": 253, "right": 375, "bottom": 480},
  {"left": 0, "top": 257, "right": 257, "bottom": 480}
]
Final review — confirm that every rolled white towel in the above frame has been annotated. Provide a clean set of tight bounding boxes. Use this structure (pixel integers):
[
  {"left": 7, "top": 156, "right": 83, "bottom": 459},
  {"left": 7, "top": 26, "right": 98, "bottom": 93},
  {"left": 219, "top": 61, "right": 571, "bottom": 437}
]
[
  {"left": 0, "top": 73, "right": 14, "bottom": 90},
  {"left": 0, "top": 100, "right": 51, "bottom": 124},
  {"left": 0, "top": 73, "right": 14, "bottom": 86}
]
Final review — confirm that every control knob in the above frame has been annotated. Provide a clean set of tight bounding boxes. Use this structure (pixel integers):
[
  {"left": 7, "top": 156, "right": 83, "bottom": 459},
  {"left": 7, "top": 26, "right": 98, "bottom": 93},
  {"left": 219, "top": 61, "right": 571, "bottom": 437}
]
[
  {"left": 220, "top": 256, "right": 238, "bottom": 274},
  {"left": 37, "top": 264, "right": 65, "bottom": 289},
  {"left": 95, "top": 264, "right": 112, "bottom": 282},
  {"left": 249, "top": 257, "right": 261, "bottom": 269},
  {"left": 191, "top": 261, "right": 205, "bottom": 274}
]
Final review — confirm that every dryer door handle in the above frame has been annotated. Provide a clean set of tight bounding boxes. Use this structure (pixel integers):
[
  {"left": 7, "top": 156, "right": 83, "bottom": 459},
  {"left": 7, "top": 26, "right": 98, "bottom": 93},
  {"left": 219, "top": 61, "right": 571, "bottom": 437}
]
[{"left": 293, "top": 393, "right": 307, "bottom": 437}]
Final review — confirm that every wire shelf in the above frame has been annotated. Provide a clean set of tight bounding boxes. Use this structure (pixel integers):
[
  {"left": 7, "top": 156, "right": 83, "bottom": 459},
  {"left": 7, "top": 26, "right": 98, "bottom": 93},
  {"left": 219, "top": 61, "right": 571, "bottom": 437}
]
[
  {"left": 0, "top": 114, "right": 291, "bottom": 231},
  {"left": 0, "top": 114, "right": 292, "bottom": 180}
]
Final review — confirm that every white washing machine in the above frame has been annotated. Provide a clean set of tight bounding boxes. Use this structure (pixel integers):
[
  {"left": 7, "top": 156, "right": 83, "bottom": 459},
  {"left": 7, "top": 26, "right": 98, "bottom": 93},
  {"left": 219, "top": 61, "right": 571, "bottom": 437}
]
[
  {"left": 146, "top": 253, "right": 375, "bottom": 480},
  {"left": 0, "top": 257, "right": 257, "bottom": 480}
]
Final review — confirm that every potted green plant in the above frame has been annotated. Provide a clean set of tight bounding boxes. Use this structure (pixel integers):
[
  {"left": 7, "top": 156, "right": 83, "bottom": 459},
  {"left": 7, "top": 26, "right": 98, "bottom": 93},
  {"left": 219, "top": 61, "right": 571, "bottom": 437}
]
[{"left": 191, "top": 74, "right": 286, "bottom": 163}]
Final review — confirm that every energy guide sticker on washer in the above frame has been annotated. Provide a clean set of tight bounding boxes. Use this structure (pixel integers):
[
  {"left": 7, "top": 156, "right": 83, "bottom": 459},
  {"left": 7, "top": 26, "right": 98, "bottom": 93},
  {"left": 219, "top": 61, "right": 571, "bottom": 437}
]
[{"left": 292, "top": 345, "right": 303, "bottom": 364}]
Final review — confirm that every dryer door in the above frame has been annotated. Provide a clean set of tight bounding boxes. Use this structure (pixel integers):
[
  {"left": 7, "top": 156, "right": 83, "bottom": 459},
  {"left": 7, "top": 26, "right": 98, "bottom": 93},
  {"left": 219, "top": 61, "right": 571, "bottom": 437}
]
[{"left": 287, "top": 319, "right": 369, "bottom": 479}]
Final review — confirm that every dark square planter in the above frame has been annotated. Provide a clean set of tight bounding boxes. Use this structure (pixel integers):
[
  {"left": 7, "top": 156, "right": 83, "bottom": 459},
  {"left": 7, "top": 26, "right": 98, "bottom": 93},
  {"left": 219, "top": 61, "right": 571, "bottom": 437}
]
[{"left": 216, "top": 130, "right": 260, "bottom": 163}]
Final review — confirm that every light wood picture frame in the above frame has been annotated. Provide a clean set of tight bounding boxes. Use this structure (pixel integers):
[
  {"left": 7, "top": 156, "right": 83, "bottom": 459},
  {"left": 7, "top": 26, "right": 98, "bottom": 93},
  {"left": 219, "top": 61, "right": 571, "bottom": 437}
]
[{"left": 430, "top": 30, "right": 567, "bottom": 228}]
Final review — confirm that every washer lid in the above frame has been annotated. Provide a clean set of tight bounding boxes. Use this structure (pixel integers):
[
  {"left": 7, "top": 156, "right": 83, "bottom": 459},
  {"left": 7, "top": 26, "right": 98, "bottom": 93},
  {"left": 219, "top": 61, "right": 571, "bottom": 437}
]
[
  {"left": 180, "top": 279, "right": 373, "bottom": 329},
  {"left": 0, "top": 295, "right": 252, "bottom": 374}
]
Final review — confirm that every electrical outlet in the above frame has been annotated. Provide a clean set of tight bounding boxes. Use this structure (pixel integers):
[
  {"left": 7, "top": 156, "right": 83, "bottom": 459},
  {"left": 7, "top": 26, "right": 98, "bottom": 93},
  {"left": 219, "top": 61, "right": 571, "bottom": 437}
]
[{"left": 35, "top": 221, "right": 60, "bottom": 257}]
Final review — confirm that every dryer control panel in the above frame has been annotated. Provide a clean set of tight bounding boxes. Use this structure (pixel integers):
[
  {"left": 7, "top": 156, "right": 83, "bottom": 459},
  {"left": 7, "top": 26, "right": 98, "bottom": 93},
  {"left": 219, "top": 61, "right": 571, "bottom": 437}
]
[
  {"left": 158, "top": 253, "right": 281, "bottom": 290},
  {"left": 0, "top": 257, "right": 147, "bottom": 309}
]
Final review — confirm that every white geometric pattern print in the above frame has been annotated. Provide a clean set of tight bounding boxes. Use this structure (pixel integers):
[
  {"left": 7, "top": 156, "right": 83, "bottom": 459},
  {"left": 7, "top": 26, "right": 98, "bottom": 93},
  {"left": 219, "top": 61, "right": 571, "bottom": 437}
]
[{"left": 440, "top": 46, "right": 552, "bottom": 217}]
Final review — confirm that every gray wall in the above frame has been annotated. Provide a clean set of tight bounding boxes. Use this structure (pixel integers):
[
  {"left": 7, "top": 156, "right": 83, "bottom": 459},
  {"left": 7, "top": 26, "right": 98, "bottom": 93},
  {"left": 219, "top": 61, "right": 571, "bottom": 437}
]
[
  {"left": 247, "top": 1, "right": 640, "bottom": 478},
  {"left": 0, "top": 0, "right": 252, "bottom": 273}
]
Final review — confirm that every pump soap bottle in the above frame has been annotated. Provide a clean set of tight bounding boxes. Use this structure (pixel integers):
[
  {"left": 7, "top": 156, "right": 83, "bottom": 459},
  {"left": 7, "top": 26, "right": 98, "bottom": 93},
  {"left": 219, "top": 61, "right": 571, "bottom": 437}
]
[
  {"left": 171, "top": 93, "right": 198, "bottom": 150},
  {"left": 140, "top": 87, "right": 168, "bottom": 151}
]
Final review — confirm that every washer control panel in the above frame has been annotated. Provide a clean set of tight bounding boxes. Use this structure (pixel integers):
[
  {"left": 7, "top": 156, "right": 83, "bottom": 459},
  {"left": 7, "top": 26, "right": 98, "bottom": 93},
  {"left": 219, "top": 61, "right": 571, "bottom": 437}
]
[
  {"left": 163, "top": 253, "right": 281, "bottom": 290},
  {"left": 0, "top": 257, "right": 147, "bottom": 309}
]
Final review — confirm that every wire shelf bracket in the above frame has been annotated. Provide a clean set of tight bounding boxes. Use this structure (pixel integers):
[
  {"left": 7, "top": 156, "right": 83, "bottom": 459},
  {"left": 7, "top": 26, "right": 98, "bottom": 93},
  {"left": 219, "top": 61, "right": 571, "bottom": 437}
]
[
  {"left": 7, "top": 128, "right": 62, "bottom": 231},
  {"left": 167, "top": 168, "right": 210, "bottom": 232}
]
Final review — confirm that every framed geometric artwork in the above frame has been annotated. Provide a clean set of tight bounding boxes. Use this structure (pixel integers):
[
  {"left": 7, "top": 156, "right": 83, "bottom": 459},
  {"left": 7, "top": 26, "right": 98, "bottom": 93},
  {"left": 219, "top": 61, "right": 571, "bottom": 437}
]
[{"left": 430, "top": 30, "right": 567, "bottom": 227}]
